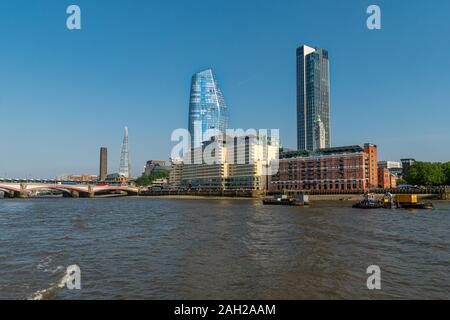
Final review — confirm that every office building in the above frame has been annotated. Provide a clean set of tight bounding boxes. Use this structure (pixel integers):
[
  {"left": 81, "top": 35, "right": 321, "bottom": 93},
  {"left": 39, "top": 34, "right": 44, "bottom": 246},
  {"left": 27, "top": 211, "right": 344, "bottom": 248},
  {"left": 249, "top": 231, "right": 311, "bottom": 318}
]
[
  {"left": 313, "top": 115, "right": 326, "bottom": 150},
  {"left": 169, "top": 157, "right": 184, "bottom": 187},
  {"left": 172, "top": 135, "right": 279, "bottom": 191},
  {"left": 378, "top": 160, "right": 403, "bottom": 176},
  {"left": 188, "top": 69, "right": 229, "bottom": 148},
  {"left": 400, "top": 158, "right": 416, "bottom": 174},
  {"left": 297, "top": 45, "right": 331, "bottom": 151},
  {"left": 143, "top": 160, "right": 169, "bottom": 176}
]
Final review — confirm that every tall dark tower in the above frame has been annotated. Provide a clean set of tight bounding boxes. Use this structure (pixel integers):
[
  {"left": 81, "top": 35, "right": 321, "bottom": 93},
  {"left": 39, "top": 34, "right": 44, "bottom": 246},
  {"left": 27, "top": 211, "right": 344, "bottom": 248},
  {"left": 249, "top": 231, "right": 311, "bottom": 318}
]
[
  {"left": 99, "top": 147, "right": 108, "bottom": 181},
  {"left": 297, "top": 45, "right": 331, "bottom": 151}
]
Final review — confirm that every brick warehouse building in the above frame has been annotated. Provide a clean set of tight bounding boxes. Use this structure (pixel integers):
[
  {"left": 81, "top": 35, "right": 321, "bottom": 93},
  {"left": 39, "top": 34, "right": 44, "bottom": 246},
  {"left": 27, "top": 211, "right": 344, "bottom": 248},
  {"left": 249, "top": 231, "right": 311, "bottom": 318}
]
[
  {"left": 377, "top": 167, "right": 397, "bottom": 189},
  {"left": 270, "top": 144, "right": 378, "bottom": 193}
]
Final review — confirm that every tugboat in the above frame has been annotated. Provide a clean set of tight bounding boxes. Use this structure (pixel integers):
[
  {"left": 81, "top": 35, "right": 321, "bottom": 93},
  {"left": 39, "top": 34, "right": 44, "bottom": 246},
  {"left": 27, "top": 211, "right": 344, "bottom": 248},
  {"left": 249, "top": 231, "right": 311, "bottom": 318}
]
[
  {"left": 353, "top": 193, "right": 434, "bottom": 210},
  {"left": 263, "top": 194, "right": 309, "bottom": 206},
  {"left": 352, "top": 193, "right": 384, "bottom": 209},
  {"left": 382, "top": 192, "right": 395, "bottom": 209}
]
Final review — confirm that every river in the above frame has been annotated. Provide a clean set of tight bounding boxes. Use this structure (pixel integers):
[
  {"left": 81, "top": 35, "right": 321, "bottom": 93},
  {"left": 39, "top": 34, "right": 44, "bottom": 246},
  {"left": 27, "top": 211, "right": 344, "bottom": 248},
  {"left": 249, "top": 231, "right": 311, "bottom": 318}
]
[{"left": 0, "top": 198, "right": 448, "bottom": 299}]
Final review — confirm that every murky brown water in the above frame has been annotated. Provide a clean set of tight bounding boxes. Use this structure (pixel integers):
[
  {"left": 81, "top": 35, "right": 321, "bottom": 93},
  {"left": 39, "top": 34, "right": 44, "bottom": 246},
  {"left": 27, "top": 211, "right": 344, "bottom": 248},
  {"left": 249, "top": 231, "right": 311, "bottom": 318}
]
[{"left": 0, "top": 198, "right": 448, "bottom": 299}]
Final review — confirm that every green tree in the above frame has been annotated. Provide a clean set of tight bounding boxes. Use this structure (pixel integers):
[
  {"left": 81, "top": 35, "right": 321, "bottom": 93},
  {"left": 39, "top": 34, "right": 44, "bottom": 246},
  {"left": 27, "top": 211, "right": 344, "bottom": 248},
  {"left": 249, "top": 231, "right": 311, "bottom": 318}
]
[
  {"left": 404, "top": 162, "right": 446, "bottom": 186},
  {"left": 147, "top": 171, "right": 170, "bottom": 181},
  {"left": 442, "top": 162, "right": 450, "bottom": 185},
  {"left": 135, "top": 175, "right": 150, "bottom": 186},
  {"left": 135, "top": 170, "right": 170, "bottom": 186}
]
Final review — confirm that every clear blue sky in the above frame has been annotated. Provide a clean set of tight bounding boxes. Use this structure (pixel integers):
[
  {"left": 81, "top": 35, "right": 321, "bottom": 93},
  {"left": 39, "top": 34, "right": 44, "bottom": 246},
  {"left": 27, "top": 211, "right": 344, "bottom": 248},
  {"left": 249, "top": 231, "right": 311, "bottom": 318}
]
[{"left": 1, "top": 0, "right": 449, "bottom": 178}]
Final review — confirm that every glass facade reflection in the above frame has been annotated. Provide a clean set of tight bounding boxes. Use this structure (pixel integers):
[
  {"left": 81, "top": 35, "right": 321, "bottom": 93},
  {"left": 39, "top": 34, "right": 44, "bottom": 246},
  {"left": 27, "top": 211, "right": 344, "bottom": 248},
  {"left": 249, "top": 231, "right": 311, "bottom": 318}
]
[
  {"left": 297, "top": 45, "right": 331, "bottom": 151},
  {"left": 188, "top": 69, "right": 229, "bottom": 148}
]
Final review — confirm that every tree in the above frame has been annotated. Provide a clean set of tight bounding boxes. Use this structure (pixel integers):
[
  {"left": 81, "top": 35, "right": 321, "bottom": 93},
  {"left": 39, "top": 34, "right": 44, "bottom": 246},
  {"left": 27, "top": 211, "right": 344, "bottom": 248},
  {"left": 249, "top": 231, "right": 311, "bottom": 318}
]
[
  {"left": 135, "top": 170, "right": 170, "bottom": 186},
  {"left": 135, "top": 175, "right": 150, "bottom": 186},
  {"left": 404, "top": 162, "right": 446, "bottom": 186},
  {"left": 442, "top": 162, "right": 450, "bottom": 185}
]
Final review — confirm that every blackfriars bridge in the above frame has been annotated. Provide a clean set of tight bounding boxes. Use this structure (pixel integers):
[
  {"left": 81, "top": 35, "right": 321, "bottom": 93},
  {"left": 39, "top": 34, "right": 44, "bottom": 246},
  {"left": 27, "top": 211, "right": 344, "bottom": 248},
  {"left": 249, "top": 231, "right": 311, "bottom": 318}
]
[{"left": 0, "top": 182, "right": 140, "bottom": 198}]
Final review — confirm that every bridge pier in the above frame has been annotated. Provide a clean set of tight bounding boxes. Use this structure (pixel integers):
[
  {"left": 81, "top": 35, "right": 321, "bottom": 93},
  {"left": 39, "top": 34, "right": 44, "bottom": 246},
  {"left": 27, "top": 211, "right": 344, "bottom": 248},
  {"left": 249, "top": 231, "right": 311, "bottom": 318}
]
[
  {"left": 18, "top": 190, "right": 29, "bottom": 199},
  {"left": 71, "top": 190, "right": 80, "bottom": 198},
  {"left": 77, "top": 191, "right": 95, "bottom": 198},
  {"left": 87, "top": 186, "right": 95, "bottom": 198},
  {"left": 17, "top": 183, "right": 29, "bottom": 199},
  {"left": 63, "top": 190, "right": 80, "bottom": 198}
]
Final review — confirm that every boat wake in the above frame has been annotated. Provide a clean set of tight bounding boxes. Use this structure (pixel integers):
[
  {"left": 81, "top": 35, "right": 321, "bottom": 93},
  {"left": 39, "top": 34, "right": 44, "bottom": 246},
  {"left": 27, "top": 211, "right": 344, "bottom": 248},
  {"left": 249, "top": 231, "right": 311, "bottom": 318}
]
[{"left": 28, "top": 270, "right": 68, "bottom": 300}]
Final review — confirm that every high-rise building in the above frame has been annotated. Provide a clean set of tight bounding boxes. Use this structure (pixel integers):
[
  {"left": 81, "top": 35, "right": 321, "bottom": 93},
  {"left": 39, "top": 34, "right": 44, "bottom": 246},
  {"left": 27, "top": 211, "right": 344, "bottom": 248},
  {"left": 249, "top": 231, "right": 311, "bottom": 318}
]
[
  {"left": 188, "top": 69, "right": 229, "bottom": 148},
  {"left": 313, "top": 115, "right": 326, "bottom": 150},
  {"left": 99, "top": 147, "right": 108, "bottom": 181},
  {"left": 297, "top": 45, "right": 331, "bottom": 151},
  {"left": 118, "top": 127, "right": 131, "bottom": 178}
]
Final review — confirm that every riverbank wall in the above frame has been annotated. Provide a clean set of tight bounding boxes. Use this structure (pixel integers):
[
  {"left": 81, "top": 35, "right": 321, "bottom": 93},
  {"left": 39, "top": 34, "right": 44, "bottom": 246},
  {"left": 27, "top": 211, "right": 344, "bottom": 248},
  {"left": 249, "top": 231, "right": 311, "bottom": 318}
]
[{"left": 138, "top": 190, "right": 449, "bottom": 201}]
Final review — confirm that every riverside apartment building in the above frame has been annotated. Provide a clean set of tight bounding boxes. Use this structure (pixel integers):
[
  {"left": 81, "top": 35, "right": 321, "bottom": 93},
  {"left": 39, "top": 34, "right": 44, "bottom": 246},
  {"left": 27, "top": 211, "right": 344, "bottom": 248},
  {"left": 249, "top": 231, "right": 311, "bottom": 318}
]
[{"left": 270, "top": 144, "right": 378, "bottom": 193}]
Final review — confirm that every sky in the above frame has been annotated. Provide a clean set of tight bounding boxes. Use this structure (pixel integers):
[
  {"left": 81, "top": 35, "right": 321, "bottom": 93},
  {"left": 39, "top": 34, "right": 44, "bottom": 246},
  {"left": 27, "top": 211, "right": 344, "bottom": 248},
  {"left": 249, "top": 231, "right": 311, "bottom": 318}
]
[{"left": 1, "top": 0, "right": 449, "bottom": 178}]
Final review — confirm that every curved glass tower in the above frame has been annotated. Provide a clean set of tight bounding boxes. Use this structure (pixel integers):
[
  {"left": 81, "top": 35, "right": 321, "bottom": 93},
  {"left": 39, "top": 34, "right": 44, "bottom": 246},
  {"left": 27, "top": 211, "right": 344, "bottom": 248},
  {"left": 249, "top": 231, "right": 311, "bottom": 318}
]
[{"left": 188, "top": 69, "right": 229, "bottom": 148}]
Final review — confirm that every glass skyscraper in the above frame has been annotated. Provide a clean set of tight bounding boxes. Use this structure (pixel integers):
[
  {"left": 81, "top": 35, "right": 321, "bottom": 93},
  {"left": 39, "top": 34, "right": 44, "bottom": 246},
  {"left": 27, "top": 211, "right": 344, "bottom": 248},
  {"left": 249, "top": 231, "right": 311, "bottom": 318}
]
[
  {"left": 297, "top": 45, "right": 331, "bottom": 151},
  {"left": 188, "top": 69, "right": 229, "bottom": 148}
]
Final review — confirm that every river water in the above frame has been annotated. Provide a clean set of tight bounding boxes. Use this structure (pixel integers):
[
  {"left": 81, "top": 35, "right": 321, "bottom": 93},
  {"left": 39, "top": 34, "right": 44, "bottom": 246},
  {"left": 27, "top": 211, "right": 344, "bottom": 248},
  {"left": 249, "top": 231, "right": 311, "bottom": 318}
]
[{"left": 0, "top": 198, "right": 448, "bottom": 300}]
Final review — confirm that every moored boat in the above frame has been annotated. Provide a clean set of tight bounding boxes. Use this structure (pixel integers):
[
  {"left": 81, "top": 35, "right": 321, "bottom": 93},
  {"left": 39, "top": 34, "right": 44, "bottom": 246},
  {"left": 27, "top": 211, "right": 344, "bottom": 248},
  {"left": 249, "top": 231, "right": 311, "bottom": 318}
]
[
  {"left": 353, "top": 193, "right": 434, "bottom": 210},
  {"left": 263, "top": 194, "right": 309, "bottom": 206},
  {"left": 352, "top": 200, "right": 384, "bottom": 209},
  {"left": 399, "top": 202, "right": 434, "bottom": 209},
  {"left": 395, "top": 194, "right": 434, "bottom": 210},
  {"left": 352, "top": 193, "right": 383, "bottom": 209}
]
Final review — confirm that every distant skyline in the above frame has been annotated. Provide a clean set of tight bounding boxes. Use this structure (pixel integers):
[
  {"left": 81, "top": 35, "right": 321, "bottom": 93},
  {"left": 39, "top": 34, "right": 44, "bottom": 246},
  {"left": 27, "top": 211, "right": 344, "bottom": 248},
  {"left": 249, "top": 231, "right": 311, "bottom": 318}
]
[{"left": 1, "top": 0, "right": 450, "bottom": 177}]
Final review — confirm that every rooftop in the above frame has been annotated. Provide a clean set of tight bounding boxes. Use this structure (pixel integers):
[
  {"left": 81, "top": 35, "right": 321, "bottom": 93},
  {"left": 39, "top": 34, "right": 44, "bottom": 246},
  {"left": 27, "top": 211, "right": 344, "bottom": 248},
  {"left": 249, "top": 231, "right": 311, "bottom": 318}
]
[{"left": 280, "top": 145, "right": 366, "bottom": 159}]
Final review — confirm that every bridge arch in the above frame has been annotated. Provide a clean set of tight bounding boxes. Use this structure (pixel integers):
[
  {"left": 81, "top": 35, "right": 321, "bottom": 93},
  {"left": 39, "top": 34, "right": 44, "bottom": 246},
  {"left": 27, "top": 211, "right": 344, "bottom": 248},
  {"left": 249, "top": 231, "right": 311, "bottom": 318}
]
[
  {"left": 26, "top": 185, "right": 87, "bottom": 193},
  {"left": 0, "top": 185, "right": 22, "bottom": 193},
  {"left": 0, "top": 183, "right": 140, "bottom": 198},
  {"left": 0, "top": 188, "right": 15, "bottom": 197},
  {"left": 25, "top": 186, "right": 90, "bottom": 198},
  {"left": 92, "top": 186, "right": 139, "bottom": 196}
]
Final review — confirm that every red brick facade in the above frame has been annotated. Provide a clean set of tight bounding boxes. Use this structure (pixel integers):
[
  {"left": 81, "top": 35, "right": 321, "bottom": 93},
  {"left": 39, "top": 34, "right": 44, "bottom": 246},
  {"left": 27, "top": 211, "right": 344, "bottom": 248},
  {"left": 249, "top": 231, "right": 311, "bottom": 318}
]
[
  {"left": 270, "top": 144, "right": 378, "bottom": 193},
  {"left": 378, "top": 168, "right": 390, "bottom": 189},
  {"left": 364, "top": 144, "right": 378, "bottom": 189},
  {"left": 377, "top": 166, "right": 397, "bottom": 189}
]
